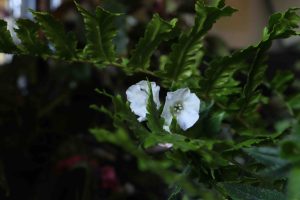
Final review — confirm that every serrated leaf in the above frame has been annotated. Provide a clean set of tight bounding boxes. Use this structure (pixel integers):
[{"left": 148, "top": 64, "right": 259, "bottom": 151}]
[
  {"left": 163, "top": 0, "right": 236, "bottom": 86},
  {"left": 265, "top": 8, "right": 300, "bottom": 40},
  {"left": 240, "top": 47, "right": 269, "bottom": 113},
  {"left": 239, "top": 8, "right": 300, "bottom": 113},
  {"left": 201, "top": 43, "right": 258, "bottom": 99},
  {"left": 128, "top": 15, "right": 177, "bottom": 69},
  {"left": 201, "top": 8, "right": 300, "bottom": 113},
  {"left": 76, "top": 2, "right": 119, "bottom": 64},
  {"left": 0, "top": 19, "right": 17, "bottom": 53},
  {"left": 222, "top": 183, "right": 285, "bottom": 200},
  {"left": 31, "top": 10, "right": 77, "bottom": 59},
  {"left": 14, "top": 19, "right": 49, "bottom": 55}
]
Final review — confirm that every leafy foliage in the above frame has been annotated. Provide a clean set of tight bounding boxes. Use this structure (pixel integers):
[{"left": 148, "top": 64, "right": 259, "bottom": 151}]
[
  {"left": 163, "top": 0, "right": 237, "bottom": 86},
  {"left": 15, "top": 19, "right": 49, "bottom": 55},
  {"left": 31, "top": 10, "right": 77, "bottom": 59},
  {"left": 0, "top": 20, "right": 17, "bottom": 53},
  {"left": 76, "top": 2, "right": 119, "bottom": 65},
  {"left": 128, "top": 15, "right": 177, "bottom": 70},
  {"left": 0, "top": 0, "right": 300, "bottom": 199},
  {"left": 201, "top": 8, "right": 300, "bottom": 114},
  {"left": 222, "top": 183, "right": 285, "bottom": 200}
]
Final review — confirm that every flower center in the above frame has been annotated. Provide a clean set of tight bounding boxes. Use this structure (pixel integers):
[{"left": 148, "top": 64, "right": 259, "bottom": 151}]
[{"left": 173, "top": 102, "right": 183, "bottom": 114}]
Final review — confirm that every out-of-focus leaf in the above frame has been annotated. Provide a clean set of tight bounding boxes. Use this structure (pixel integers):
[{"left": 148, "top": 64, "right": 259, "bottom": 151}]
[
  {"left": 15, "top": 19, "right": 49, "bottom": 55},
  {"left": 270, "top": 70, "right": 294, "bottom": 92},
  {"left": 287, "top": 94, "right": 300, "bottom": 110},
  {"left": 31, "top": 10, "right": 77, "bottom": 59},
  {"left": 143, "top": 133, "right": 216, "bottom": 152},
  {"left": 244, "top": 147, "right": 288, "bottom": 166},
  {"left": 222, "top": 183, "right": 285, "bottom": 200},
  {"left": 0, "top": 160, "right": 9, "bottom": 197},
  {"left": 287, "top": 167, "right": 300, "bottom": 200},
  {"left": 0, "top": 20, "right": 17, "bottom": 53}
]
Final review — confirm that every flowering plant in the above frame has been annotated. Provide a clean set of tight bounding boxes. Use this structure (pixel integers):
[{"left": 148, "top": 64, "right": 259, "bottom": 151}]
[{"left": 1, "top": 0, "right": 300, "bottom": 199}]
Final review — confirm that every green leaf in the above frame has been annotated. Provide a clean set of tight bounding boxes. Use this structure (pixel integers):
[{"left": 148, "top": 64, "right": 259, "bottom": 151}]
[
  {"left": 287, "top": 167, "right": 300, "bottom": 200},
  {"left": 258, "top": 163, "right": 290, "bottom": 180},
  {"left": 239, "top": 8, "right": 300, "bottom": 113},
  {"left": 76, "top": 2, "right": 119, "bottom": 64},
  {"left": 128, "top": 15, "right": 177, "bottom": 69},
  {"left": 14, "top": 19, "right": 49, "bottom": 55},
  {"left": 202, "top": 8, "right": 300, "bottom": 109},
  {"left": 31, "top": 10, "right": 77, "bottom": 59},
  {"left": 265, "top": 8, "right": 300, "bottom": 40},
  {"left": 222, "top": 183, "right": 285, "bottom": 200},
  {"left": 269, "top": 70, "right": 294, "bottom": 92},
  {"left": 201, "top": 111, "right": 225, "bottom": 135},
  {"left": 94, "top": 89, "right": 149, "bottom": 139},
  {"left": 244, "top": 147, "right": 288, "bottom": 166},
  {"left": 146, "top": 81, "right": 165, "bottom": 133},
  {"left": 287, "top": 94, "right": 300, "bottom": 110},
  {"left": 163, "top": 0, "right": 237, "bottom": 85},
  {"left": 0, "top": 19, "right": 17, "bottom": 53},
  {"left": 143, "top": 133, "right": 216, "bottom": 152},
  {"left": 200, "top": 48, "right": 251, "bottom": 98},
  {"left": 90, "top": 128, "right": 175, "bottom": 182},
  {"left": 225, "top": 138, "right": 265, "bottom": 152},
  {"left": 240, "top": 46, "right": 269, "bottom": 113}
]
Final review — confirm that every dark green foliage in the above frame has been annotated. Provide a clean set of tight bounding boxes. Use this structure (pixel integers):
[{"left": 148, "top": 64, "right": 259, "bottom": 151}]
[
  {"left": 31, "top": 11, "right": 77, "bottom": 59},
  {"left": 0, "top": 20, "right": 17, "bottom": 53},
  {"left": 15, "top": 19, "right": 49, "bottom": 55},
  {"left": 222, "top": 183, "right": 285, "bottom": 200},
  {"left": 128, "top": 15, "right": 177, "bottom": 69},
  {"left": 0, "top": 0, "right": 300, "bottom": 199},
  {"left": 146, "top": 82, "right": 165, "bottom": 133},
  {"left": 163, "top": 0, "right": 237, "bottom": 86},
  {"left": 76, "top": 3, "right": 119, "bottom": 65}
]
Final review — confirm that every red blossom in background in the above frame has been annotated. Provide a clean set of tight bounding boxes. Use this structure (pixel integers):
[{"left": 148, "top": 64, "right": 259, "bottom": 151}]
[{"left": 54, "top": 155, "right": 120, "bottom": 191}]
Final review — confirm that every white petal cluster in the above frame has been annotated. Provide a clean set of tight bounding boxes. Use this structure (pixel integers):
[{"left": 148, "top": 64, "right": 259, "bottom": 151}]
[
  {"left": 126, "top": 81, "right": 200, "bottom": 131},
  {"left": 126, "top": 80, "right": 160, "bottom": 122}
]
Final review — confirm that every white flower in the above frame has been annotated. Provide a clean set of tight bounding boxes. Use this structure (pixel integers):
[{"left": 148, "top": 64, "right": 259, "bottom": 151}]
[
  {"left": 126, "top": 80, "right": 160, "bottom": 122},
  {"left": 161, "top": 88, "right": 200, "bottom": 131}
]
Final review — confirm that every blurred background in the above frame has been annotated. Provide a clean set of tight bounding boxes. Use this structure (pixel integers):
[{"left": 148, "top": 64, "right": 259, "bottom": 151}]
[{"left": 1, "top": 0, "right": 300, "bottom": 199}]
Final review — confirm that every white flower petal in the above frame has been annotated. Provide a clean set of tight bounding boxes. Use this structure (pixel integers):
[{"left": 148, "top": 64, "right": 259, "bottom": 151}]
[
  {"left": 126, "top": 80, "right": 160, "bottom": 122},
  {"left": 161, "top": 88, "right": 200, "bottom": 131},
  {"left": 177, "top": 109, "right": 199, "bottom": 130},
  {"left": 183, "top": 93, "right": 200, "bottom": 113},
  {"left": 158, "top": 143, "right": 173, "bottom": 148}
]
